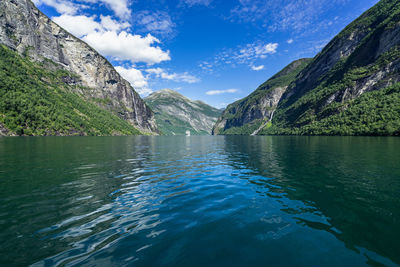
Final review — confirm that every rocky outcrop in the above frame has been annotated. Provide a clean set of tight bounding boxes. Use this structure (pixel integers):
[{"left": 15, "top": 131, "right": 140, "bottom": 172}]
[
  {"left": 0, "top": 0, "right": 157, "bottom": 134},
  {"left": 0, "top": 123, "right": 13, "bottom": 136},
  {"left": 145, "top": 89, "right": 222, "bottom": 135}
]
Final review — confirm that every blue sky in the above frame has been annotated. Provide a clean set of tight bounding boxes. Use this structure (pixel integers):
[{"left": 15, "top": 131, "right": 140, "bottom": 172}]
[{"left": 33, "top": 0, "right": 379, "bottom": 108}]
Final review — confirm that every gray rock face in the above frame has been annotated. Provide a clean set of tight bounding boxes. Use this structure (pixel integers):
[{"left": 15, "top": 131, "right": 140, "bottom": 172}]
[
  {"left": 213, "top": 86, "right": 286, "bottom": 134},
  {"left": 0, "top": 123, "right": 13, "bottom": 136},
  {"left": 0, "top": 0, "right": 157, "bottom": 134}
]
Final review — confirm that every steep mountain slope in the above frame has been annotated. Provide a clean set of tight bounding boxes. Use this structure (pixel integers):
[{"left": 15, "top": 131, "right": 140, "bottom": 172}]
[
  {"left": 145, "top": 90, "right": 222, "bottom": 135},
  {"left": 0, "top": 0, "right": 157, "bottom": 135},
  {"left": 212, "top": 58, "right": 312, "bottom": 135},
  {"left": 0, "top": 45, "right": 141, "bottom": 136},
  {"left": 215, "top": 0, "right": 400, "bottom": 136}
]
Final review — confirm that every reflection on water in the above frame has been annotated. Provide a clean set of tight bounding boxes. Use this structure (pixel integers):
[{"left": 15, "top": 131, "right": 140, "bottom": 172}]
[{"left": 0, "top": 136, "right": 399, "bottom": 266}]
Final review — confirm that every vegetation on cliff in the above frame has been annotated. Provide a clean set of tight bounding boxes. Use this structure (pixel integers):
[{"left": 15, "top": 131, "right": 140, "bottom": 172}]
[{"left": 0, "top": 45, "right": 141, "bottom": 136}]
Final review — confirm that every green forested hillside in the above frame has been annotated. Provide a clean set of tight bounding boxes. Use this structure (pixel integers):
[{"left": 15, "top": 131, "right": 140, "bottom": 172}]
[
  {"left": 0, "top": 45, "right": 141, "bottom": 136},
  {"left": 262, "top": 48, "right": 400, "bottom": 135}
]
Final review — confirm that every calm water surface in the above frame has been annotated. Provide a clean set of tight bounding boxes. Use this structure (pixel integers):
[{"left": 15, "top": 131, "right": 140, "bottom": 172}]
[{"left": 0, "top": 136, "right": 399, "bottom": 266}]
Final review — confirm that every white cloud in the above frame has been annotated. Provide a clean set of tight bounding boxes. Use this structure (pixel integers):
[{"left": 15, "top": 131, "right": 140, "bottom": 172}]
[
  {"left": 81, "top": 0, "right": 130, "bottom": 19},
  {"left": 206, "top": 89, "right": 238, "bottom": 95},
  {"left": 146, "top": 68, "right": 200, "bottom": 83},
  {"left": 251, "top": 65, "right": 264, "bottom": 71},
  {"left": 230, "top": 42, "right": 278, "bottom": 63},
  {"left": 33, "top": 0, "right": 130, "bottom": 19},
  {"left": 99, "top": 0, "right": 130, "bottom": 19},
  {"left": 53, "top": 14, "right": 130, "bottom": 37},
  {"left": 199, "top": 61, "right": 213, "bottom": 72},
  {"left": 287, "top": 39, "right": 294, "bottom": 44},
  {"left": 204, "top": 42, "right": 278, "bottom": 71},
  {"left": 53, "top": 14, "right": 102, "bottom": 37},
  {"left": 52, "top": 13, "right": 169, "bottom": 65},
  {"left": 115, "top": 66, "right": 153, "bottom": 96},
  {"left": 83, "top": 31, "right": 170, "bottom": 64},
  {"left": 134, "top": 11, "right": 175, "bottom": 37},
  {"left": 100, "top": 15, "right": 130, "bottom": 32}
]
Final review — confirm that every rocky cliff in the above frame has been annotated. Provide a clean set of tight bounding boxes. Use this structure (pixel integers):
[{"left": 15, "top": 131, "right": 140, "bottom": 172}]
[
  {"left": 214, "top": 0, "right": 400, "bottom": 136},
  {"left": 0, "top": 0, "right": 157, "bottom": 134},
  {"left": 145, "top": 89, "right": 222, "bottom": 135}
]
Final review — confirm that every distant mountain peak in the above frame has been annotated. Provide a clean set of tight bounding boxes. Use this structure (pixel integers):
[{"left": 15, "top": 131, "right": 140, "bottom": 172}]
[{"left": 145, "top": 89, "right": 222, "bottom": 135}]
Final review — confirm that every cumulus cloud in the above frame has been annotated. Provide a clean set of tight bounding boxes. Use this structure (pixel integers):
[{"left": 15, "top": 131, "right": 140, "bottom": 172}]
[
  {"left": 146, "top": 68, "right": 200, "bottom": 83},
  {"left": 115, "top": 66, "right": 153, "bottom": 96},
  {"left": 53, "top": 14, "right": 102, "bottom": 37},
  {"left": 206, "top": 89, "right": 238, "bottom": 95},
  {"left": 251, "top": 65, "right": 264, "bottom": 71},
  {"left": 53, "top": 14, "right": 130, "bottom": 37},
  {"left": 83, "top": 32, "right": 170, "bottom": 64},
  {"left": 52, "top": 13, "right": 170, "bottom": 65},
  {"left": 287, "top": 39, "right": 294, "bottom": 44}
]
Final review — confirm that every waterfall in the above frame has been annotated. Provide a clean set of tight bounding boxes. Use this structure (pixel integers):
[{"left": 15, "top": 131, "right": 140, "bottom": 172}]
[{"left": 251, "top": 110, "right": 275, "bottom": 136}]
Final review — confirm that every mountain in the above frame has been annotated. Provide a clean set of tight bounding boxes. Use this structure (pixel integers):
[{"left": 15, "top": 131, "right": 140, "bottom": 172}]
[
  {"left": 214, "top": 0, "right": 400, "bottom": 136},
  {"left": 212, "top": 58, "right": 312, "bottom": 135},
  {"left": 145, "top": 89, "right": 222, "bottom": 135},
  {"left": 0, "top": 0, "right": 157, "bottom": 136}
]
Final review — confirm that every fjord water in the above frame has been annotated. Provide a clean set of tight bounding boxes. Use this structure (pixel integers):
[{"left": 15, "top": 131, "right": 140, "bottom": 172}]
[{"left": 0, "top": 136, "right": 399, "bottom": 266}]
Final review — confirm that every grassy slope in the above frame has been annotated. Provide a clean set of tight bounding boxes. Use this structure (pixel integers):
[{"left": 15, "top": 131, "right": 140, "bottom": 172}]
[
  {"left": 261, "top": 0, "right": 400, "bottom": 136},
  {"left": 0, "top": 45, "right": 141, "bottom": 136},
  {"left": 214, "top": 58, "right": 312, "bottom": 135}
]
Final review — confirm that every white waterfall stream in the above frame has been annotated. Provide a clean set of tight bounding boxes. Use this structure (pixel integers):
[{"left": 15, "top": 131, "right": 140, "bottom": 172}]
[{"left": 251, "top": 110, "right": 275, "bottom": 136}]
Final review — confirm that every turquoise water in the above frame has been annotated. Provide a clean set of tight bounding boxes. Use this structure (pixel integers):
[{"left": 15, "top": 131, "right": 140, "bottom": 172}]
[{"left": 0, "top": 136, "right": 399, "bottom": 266}]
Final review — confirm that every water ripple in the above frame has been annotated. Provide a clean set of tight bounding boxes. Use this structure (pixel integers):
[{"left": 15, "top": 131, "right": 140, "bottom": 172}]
[{"left": 0, "top": 136, "right": 399, "bottom": 266}]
